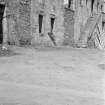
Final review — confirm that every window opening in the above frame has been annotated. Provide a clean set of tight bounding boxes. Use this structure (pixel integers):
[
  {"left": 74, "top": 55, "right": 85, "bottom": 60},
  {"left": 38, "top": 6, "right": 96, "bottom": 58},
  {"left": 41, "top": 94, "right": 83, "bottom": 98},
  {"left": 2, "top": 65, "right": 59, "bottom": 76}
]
[{"left": 39, "top": 14, "right": 43, "bottom": 33}]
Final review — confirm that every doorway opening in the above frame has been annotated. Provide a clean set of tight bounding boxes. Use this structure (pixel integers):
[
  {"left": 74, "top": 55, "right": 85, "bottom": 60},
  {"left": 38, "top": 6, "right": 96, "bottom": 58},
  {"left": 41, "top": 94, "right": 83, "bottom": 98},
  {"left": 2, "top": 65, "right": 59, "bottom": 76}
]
[
  {"left": 68, "top": 0, "right": 72, "bottom": 8},
  {"left": 102, "top": 21, "right": 105, "bottom": 30},
  {"left": 48, "top": 17, "right": 56, "bottom": 46},
  {"left": 91, "top": 0, "right": 95, "bottom": 12},
  {"left": 39, "top": 14, "right": 43, "bottom": 34},
  {"left": 0, "top": 4, "right": 5, "bottom": 44},
  {"left": 50, "top": 17, "right": 55, "bottom": 33}
]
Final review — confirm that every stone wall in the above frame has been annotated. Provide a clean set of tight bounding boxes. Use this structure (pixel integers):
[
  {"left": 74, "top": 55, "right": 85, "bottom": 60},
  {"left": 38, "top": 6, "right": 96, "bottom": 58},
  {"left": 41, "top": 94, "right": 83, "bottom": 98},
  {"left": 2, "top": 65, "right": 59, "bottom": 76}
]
[
  {"left": 7, "top": 0, "right": 31, "bottom": 45},
  {"left": 6, "top": 0, "right": 20, "bottom": 45},
  {"left": 63, "top": 8, "right": 74, "bottom": 46},
  {"left": 31, "top": 0, "right": 64, "bottom": 46},
  {"left": 18, "top": 0, "right": 31, "bottom": 45},
  {"left": 0, "top": 0, "right": 31, "bottom": 45},
  {"left": 0, "top": 0, "right": 64, "bottom": 47},
  {"left": 73, "top": 0, "right": 105, "bottom": 49},
  {"left": 0, "top": 0, "right": 105, "bottom": 49}
]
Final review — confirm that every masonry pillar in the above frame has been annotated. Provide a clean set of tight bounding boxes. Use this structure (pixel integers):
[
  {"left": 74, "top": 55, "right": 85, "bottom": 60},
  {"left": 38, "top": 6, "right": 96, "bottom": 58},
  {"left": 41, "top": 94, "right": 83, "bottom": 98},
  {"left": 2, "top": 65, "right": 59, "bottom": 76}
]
[
  {"left": 87, "top": 0, "right": 92, "bottom": 16},
  {"left": 72, "top": 0, "right": 76, "bottom": 10},
  {"left": 3, "top": 6, "right": 8, "bottom": 45},
  {"left": 74, "top": 0, "right": 82, "bottom": 44}
]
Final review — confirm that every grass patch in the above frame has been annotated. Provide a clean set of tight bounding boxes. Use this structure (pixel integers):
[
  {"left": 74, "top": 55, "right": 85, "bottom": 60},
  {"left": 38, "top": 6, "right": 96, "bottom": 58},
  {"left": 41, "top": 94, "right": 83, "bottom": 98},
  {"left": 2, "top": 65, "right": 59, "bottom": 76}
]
[
  {"left": 0, "top": 46, "right": 18, "bottom": 57},
  {"left": 98, "top": 64, "right": 105, "bottom": 70}
]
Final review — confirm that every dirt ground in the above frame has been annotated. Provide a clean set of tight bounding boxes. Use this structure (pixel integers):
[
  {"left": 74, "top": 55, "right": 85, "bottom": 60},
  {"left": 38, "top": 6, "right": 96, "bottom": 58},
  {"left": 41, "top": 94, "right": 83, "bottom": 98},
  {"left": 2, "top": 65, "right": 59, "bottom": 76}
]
[{"left": 0, "top": 46, "right": 105, "bottom": 105}]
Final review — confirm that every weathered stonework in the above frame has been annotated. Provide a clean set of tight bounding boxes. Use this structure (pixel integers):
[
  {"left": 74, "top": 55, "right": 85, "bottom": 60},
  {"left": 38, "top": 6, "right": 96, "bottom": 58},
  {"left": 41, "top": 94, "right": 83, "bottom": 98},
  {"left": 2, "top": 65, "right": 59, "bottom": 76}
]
[
  {"left": 7, "top": 0, "right": 31, "bottom": 45},
  {"left": 31, "top": 0, "right": 64, "bottom": 46},
  {"left": 0, "top": 0, "right": 105, "bottom": 49},
  {"left": 0, "top": 0, "right": 64, "bottom": 47},
  {"left": 63, "top": 7, "right": 74, "bottom": 46},
  {"left": 0, "top": 0, "right": 31, "bottom": 45},
  {"left": 63, "top": 0, "right": 105, "bottom": 49},
  {"left": 67, "top": 0, "right": 105, "bottom": 49}
]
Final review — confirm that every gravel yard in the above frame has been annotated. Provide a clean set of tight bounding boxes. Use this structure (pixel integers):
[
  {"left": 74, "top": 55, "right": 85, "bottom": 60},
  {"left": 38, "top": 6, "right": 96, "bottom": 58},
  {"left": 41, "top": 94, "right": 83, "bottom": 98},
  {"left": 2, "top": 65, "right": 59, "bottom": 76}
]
[{"left": 0, "top": 46, "right": 104, "bottom": 105}]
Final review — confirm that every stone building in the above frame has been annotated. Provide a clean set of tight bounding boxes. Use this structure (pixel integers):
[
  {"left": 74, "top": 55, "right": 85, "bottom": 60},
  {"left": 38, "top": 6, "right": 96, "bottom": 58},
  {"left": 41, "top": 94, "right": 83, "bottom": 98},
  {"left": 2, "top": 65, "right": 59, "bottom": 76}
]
[
  {"left": 0, "top": 0, "right": 64, "bottom": 46},
  {"left": 0, "top": 0, "right": 31, "bottom": 46},
  {"left": 63, "top": 0, "right": 75, "bottom": 46},
  {"left": 0, "top": 0, "right": 105, "bottom": 49},
  {"left": 74, "top": 0, "right": 105, "bottom": 49},
  {"left": 31, "top": 0, "right": 64, "bottom": 46},
  {"left": 64, "top": 0, "right": 105, "bottom": 49}
]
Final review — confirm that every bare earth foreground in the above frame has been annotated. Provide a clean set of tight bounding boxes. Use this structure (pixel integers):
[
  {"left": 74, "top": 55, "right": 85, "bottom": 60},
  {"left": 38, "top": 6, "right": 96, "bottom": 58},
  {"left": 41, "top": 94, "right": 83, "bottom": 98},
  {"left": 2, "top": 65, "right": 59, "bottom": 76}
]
[{"left": 0, "top": 46, "right": 105, "bottom": 105}]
